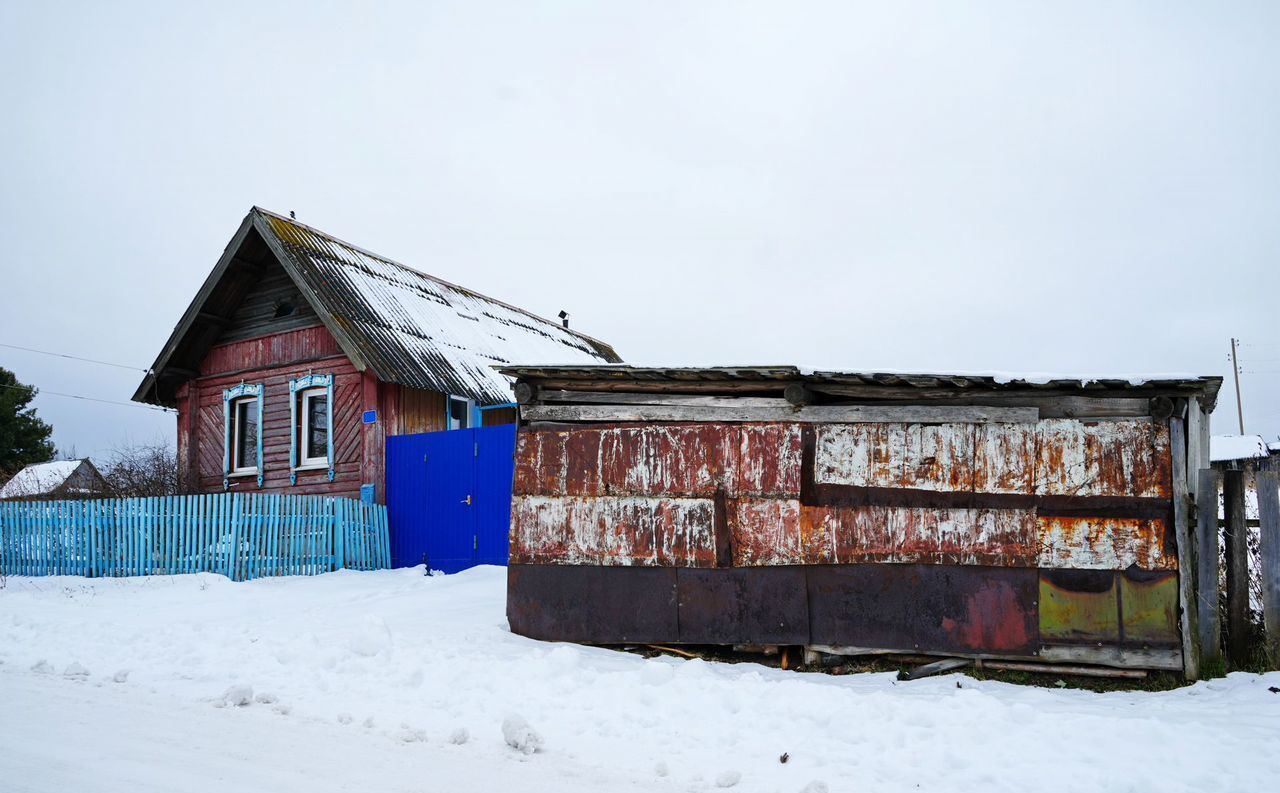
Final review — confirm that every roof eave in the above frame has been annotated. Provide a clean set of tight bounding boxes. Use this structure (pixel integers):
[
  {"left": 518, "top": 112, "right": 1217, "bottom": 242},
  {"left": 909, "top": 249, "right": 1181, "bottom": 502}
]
[{"left": 131, "top": 210, "right": 261, "bottom": 407}]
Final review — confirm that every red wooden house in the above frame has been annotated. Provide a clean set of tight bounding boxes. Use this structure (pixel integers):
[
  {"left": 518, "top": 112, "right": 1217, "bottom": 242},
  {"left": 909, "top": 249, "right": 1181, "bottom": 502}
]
[{"left": 133, "top": 207, "right": 620, "bottom": 503}]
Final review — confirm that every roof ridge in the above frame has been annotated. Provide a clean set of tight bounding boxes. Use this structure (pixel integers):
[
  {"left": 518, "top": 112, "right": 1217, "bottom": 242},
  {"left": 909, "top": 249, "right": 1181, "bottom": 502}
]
[{"left": 251, "top": 207, "right": 617, "bottom": 352}]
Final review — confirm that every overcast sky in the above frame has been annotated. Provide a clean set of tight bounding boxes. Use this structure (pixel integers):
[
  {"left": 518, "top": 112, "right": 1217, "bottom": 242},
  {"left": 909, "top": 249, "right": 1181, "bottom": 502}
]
[{"left": 1, "top": 1, "right": 1277, "bottom": 460}]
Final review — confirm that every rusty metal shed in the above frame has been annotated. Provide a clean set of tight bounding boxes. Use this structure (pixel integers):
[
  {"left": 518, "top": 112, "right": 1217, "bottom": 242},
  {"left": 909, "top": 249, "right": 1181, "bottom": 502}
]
[{"left": 501, "top": 365, "right": 1223, "bottom": 677}]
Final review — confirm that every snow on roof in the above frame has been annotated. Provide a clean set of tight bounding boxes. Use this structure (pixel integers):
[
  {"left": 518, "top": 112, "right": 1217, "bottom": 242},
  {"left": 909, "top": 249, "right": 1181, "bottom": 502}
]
[
  {"left": 256, "top": 210, "right": 622, "bottom": 404},
  {"left": 136, "top": 208, "right": 623, "bottom": 407},
  {"left": 500, "top": 365, "right": 1223, "bottom": 403},
  {"left": 1210, "top": 434, "right": 1271, "bottom": 462},
  {"left": 0, "top": 460, "right": 85, "bottom": 499}
]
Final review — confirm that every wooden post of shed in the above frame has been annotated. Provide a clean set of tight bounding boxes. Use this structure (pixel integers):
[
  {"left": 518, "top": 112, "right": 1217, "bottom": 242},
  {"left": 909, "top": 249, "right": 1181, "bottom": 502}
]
[
  {"left": 1223, "top": 469, "right": 1251, "bottom": 668},
  {"left": 1256, "top": 470, "right": 1280, "bottom": 667},
  {"left": 1196, "top": 468, "right": 1223, "bottom": 671},
  {"left": 1170, "top": 417, "right": 1200, "bottom": 680},
  {"left": 1186, "top": 400, "right": 1204, "bottom": 500}
]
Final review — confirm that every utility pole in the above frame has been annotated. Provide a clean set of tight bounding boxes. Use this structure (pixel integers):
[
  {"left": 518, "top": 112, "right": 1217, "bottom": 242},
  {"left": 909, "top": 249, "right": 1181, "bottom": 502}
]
[{"left": 1230, "top": 337, "right": 1245, "bottom": 434}]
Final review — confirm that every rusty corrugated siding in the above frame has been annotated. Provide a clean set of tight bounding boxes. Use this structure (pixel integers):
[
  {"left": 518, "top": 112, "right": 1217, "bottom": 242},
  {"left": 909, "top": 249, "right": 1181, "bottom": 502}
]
[
  {"left": 512, "top": 419, "right": 1173, "bottom": 571},
  {"left": 509, "top": 414, "right": 1183, "bottom": 665}
]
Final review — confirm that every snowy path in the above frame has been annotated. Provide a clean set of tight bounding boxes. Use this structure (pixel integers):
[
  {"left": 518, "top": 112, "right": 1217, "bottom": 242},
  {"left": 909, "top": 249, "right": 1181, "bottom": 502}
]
[
  {"left": 0, "top": 669, "right": 661, "bottom": 793},
  {"left": 2, "top": 566, "right": 1278, "bottom": 792}
]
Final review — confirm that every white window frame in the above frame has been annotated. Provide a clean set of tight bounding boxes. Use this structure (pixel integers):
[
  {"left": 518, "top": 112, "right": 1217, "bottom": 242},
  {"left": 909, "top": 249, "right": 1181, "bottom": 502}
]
[
  {"left": 297, "top": 386, "right": 330, "bottom": 469},
  {"left": 229, "top": 395, "right": 260, "bottom": 475},
  {"left": 447, "top": 395, "right": 474, "bottom": 431}
]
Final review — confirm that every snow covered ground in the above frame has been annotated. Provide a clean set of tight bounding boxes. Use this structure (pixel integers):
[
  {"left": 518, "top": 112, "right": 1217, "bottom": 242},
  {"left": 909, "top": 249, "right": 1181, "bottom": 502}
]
[{"left": 2, "top": 566, "right": 1278, "bottom": 792}]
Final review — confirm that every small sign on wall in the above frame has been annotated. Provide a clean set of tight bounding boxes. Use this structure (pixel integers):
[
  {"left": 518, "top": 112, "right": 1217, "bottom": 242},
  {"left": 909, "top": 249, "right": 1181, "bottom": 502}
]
[
  {"left": 360, "top": 484, "right": 376, "bottom": 504},
  {"left": 362, "top": 410, "right": 378, "bottom": 425}
]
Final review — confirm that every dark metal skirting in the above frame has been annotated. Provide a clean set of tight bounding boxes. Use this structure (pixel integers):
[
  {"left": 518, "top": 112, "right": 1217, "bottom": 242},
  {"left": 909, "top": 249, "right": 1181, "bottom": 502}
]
[
  {"left": 509, "top": 563, "right": 1038, "bottom": 653},
  {"left": 506, "top": 564, "right": 1181, "bottom": 666}
]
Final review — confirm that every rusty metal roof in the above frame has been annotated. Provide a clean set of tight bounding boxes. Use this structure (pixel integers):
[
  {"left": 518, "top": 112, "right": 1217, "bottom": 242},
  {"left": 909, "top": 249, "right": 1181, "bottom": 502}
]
[
  {"left": 498, "top": 364, "right": 1223, "bottom": 406},
  {"left": 135, "top": 208, "right": 621, "bottom": 406}
]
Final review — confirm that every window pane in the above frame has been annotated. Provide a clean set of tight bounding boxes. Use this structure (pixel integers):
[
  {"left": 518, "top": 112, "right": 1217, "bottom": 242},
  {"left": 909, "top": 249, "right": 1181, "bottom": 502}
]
[
  {"left": 236, "top": 399, "right": 258, "bottom": 468},
  {"left": 449, "top": 397, "right": 469, "bottom": 429},
  {"left": 306, "top": 394, "right": 328, "bottom": 460}
]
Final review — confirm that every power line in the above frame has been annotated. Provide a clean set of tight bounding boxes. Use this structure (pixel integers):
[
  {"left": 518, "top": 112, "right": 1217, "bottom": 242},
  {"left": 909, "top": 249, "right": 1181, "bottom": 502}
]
[
  {"left": 0, "top": 382, "right": 175, "bottom": 413},
  {"left": 0, "top": 342, "right": 150, "bottom": 373}
]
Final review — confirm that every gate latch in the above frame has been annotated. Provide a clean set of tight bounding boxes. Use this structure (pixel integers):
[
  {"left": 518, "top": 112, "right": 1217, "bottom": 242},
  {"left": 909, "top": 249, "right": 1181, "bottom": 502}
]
[{"left": 461, "top": 494, "right": 472, "bottom": 506}]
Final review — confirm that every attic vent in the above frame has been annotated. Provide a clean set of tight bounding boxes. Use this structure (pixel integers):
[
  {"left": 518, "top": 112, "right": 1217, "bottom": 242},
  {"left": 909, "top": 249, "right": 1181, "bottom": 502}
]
[{"left": 273, "top": 300, "right": 296, "bottom": 319}]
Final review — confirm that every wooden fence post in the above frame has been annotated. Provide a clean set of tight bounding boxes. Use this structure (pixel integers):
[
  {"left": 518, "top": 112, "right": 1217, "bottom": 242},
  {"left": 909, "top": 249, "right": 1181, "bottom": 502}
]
[
  {"left": 1223, "top": 469, "right": 1251, "bottom": 668},
  {"left": 1170, "top": 417, "right": 1200, "bottom": 680},
  {"left": 1257, "top": 470, "right": 1280, "bottom": 667},
  {"left": 334, "top": 498, "right": 346, "bottom": 572},
  {"left": 227, "top": 493, "right": 242, "bottom": 581},
  {"left": 1196, "top": 468, "right": 1224, "bottom": 671}
]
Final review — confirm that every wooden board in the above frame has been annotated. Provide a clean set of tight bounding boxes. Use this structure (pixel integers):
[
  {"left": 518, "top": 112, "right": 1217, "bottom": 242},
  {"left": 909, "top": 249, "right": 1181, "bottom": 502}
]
[
  {"left": 1257, "top": 471, "right": 1280, "bottom": 660},
  {"left": 521, "top": 404, "right": 1039, "bottom": 425}
]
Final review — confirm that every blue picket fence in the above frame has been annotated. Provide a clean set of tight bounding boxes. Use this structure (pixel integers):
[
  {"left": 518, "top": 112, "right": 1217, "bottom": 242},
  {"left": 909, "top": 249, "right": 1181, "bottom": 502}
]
[{"left": 0, "top": 492, "right": 390, "bottom": 581}]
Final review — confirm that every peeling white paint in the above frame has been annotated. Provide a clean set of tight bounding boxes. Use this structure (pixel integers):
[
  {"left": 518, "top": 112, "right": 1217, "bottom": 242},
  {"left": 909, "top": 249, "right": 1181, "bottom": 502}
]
[
  {"left": 1036, "top": 517, "right": 1173, "bottom": 570},
  {"left": 816, "top": 420, "right": 1169, "bottom": 498},
  {"left": 511, "top": 495, "right": 716, "bottom": 566}
]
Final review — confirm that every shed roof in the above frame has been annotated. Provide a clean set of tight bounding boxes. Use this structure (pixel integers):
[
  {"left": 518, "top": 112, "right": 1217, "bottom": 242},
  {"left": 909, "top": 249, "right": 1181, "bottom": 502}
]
[
  {"left": 1210, "top": 434, "right": 1271, "bottom": 462},
  {"left": 135, "top": 208, "right": 621, "bottom": 406},
  {"left": 499, "top": 365, "right": 1223, "bottom": 406},
  {"left": 0, "top": 460, "right": 96, "bottom": 499}
]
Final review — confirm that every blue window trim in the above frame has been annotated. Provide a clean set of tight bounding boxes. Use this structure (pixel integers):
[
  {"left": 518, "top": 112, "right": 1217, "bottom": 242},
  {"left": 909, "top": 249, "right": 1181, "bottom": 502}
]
[
  {"left": 289, "top": 374, "right": 335, "bottom": 484},
  {"left": 223, "top": 383, "right": 264, "bottom": 489},
  {"left": 448, "top": 394, "right": 477, "bottom": 430}
]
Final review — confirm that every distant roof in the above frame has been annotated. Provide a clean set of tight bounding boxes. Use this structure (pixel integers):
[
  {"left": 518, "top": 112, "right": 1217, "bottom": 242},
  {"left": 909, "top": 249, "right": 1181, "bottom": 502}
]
[
  {"left": 499, "top": 364, "right": 1223, "bottom": 406},
  {"left": 135, "top": 208, "right": 621, "bottom": 406},
  {"left": 0, "top": 460, "right": 89, "bottom": 499},
  {"left": 1210, "top": 434, "right": 1272, "bottom": 462}
]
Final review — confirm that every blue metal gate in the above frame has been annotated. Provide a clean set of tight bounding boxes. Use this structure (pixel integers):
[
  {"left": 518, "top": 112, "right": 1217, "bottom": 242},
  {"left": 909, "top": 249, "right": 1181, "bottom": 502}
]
[{"left": 386, "top": 424, "right": 517, "bottom": 573}]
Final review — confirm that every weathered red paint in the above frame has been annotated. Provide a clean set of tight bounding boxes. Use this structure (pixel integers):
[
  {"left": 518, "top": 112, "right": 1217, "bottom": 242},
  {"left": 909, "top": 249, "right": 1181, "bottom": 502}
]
[
  {"left": 179, "top": 324, "right": 427, "bottom": 503},
  {"left": 510, "top": 419, "right": 1175, "bottom": 572},
  {"left": 798, "top": 505, "right": 1039, "bottom": 567},
  {"left": 505, "top": 374, "right": 1200, "bottom": 669},
  {"left": 942, "top": 577, "right": 1035, "bottom": 652},
  {"left": 516, "top": 424, "right": 803, "bottom": 499},
  {"left": 199, "top": 325, "right": 344, "bottom": 377},
  {"left": 510, "top": 495, "right": 717, "bottom": 566}
]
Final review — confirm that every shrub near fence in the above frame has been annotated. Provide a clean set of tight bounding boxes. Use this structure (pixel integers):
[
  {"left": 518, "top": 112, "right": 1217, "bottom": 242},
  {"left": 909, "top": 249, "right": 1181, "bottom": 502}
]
[{"left": 0, "top": 492, "right": 390, "bottom": 581}]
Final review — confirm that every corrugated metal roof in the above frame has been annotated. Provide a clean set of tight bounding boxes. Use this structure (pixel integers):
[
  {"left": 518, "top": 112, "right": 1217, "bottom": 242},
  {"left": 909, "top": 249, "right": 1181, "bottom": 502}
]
[
  {"left": 136, "top": 208, "right": 621, "bottom": 406},
  {"left": 255, "top": 210, "right": 621, "bottom": 403}
]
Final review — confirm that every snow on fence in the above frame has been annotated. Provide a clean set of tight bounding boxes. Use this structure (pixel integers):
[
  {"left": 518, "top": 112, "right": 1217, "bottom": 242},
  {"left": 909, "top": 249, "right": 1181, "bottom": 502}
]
[{"left": 0, "top": 492, "right": 389, "bottom": 580}]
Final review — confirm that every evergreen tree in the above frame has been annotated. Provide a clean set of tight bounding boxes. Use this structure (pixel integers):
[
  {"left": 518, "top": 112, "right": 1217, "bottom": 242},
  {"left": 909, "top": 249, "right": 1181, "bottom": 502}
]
[{"left": 0, "top": 367, "right": 56, "bottom": 476}]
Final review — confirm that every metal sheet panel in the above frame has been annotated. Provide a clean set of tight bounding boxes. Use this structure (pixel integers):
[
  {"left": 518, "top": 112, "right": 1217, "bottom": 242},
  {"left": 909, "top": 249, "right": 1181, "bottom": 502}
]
[
  {"left": 815, "top": 424, "right": 976, "bottom": 492},
  {"left": 798, "top": 505, "right": 1038, "bottom": 567},
  {"left": 386, "top": 430, "right": 476, "bottom": 571},
  {"left": 729, "top": 498, "right": 803, "bottom": 566},
  {"left": 1039, "top": 569, "right": 1119, "bottom": 644},
  {"left": 1034, "top": 419, "right": 1171, "bottom": 499},
  {"left": 475, "top": 424, "right": 518, "bottom": 566},
  {"left": 507, "top": 564, "right": 678, "bottom": 643},
  {"left": 816, "top": 419, "right": 1171, "bottom": 499},
  {"left": 1119, "top": 570, "right": 1180, "bottom": 646},
  {"left": 514, "top": 424, "right": 803, "bottom": 499},
  {"left": 1036, "top": 516, "right": 1174, "bottom": 570},
  {"left": 676, "top": 567, "right": 809, "bottom": 644},
  {"left": 510, "top": 495, "right": 717, "bottom": 566},
  {"left": 807, "top": 564, "right": 1039, "bottom": 655}
]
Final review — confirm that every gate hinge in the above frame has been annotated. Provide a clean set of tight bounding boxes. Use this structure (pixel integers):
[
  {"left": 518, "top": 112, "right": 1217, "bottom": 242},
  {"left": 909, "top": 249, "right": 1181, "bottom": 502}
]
[
  {"left": 473, "top": 534, "right": 478, "bottom": 550},
  {"left": 474, "top": 442, "right": 479, "bottom": 457}
]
